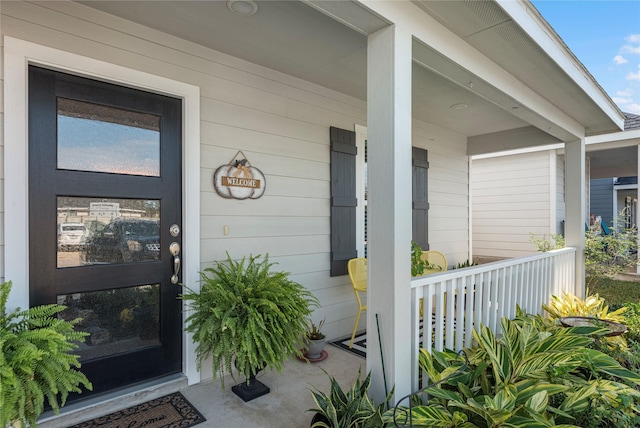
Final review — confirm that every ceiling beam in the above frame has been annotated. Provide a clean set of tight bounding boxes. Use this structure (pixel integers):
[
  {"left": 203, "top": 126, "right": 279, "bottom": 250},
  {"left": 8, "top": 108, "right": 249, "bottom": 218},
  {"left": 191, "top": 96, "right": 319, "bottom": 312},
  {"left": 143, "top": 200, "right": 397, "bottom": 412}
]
[{"left": 468, "top": 126, "right": 561, "bottom": 156}]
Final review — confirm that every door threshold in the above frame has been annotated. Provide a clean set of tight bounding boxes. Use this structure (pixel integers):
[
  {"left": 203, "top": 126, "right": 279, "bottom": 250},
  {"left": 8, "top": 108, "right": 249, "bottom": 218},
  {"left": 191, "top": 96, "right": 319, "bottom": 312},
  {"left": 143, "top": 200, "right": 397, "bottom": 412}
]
[{"left": 37, "top": 373, "right": 188, "bottom": 428}]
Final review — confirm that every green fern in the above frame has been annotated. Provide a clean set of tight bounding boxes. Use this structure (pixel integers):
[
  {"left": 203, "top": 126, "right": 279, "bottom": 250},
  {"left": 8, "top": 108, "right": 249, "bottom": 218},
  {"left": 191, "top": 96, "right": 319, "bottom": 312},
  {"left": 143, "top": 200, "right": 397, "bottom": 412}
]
[
  {"left": 0, "top": 281, "right": 92, "bottom": 428},
  {"left": 180, "top": 253, "right": 318, "bottom": 387}
]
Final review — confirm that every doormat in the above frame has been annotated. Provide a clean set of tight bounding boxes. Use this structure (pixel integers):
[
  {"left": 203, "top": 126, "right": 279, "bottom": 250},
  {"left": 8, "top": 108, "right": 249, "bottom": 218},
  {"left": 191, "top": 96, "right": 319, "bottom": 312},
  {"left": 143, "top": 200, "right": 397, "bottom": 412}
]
[
  {"left": 330, "top": 319, "right": 429, "bottom": 359},
  {"left": 330, "top": 331, "right": 367, "bottom": 358},
  {"left": 68, "top": 392, "right": 205, "bottom": 428}
]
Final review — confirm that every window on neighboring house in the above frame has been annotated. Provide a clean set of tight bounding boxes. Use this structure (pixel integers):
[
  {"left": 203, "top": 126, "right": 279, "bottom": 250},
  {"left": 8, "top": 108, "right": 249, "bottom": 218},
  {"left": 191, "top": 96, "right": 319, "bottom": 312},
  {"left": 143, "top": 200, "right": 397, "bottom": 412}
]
[{"left": 330, "top": 126, "right": 429, "bottom": 276}]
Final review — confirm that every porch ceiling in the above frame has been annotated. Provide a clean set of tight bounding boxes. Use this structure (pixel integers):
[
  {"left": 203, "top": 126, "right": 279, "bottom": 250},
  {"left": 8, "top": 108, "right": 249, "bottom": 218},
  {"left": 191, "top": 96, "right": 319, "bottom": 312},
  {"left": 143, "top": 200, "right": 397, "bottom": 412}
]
[
  {"left": 588, "top": 146, "right": 638, "bottom": 179},
  {"left": 75, "top": 0, "right": 618, "bottom": 142}
]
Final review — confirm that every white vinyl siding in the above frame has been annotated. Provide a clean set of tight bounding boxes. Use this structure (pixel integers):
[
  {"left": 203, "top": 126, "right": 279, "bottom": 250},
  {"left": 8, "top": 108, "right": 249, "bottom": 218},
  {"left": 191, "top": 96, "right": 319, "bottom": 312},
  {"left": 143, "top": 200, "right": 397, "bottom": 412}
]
[
  {"left": 556, "top": 153, "right": 566, "bottom": 234},
  {"left": 413, "top": 120, "right": 469, "bottom": 267},
  {"left": 472, "top": 151, "right": 552, "bottom": 258},
  {"left": 1, "top": 1, "right": 471, "bottom": 343}
]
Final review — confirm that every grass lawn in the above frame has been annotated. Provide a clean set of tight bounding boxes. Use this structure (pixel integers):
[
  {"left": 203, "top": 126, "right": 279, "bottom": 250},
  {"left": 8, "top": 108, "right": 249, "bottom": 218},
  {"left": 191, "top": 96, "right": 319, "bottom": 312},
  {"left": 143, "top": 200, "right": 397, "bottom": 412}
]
[{"left": 589, "top": 277, "right": 640, "bottom": 306}]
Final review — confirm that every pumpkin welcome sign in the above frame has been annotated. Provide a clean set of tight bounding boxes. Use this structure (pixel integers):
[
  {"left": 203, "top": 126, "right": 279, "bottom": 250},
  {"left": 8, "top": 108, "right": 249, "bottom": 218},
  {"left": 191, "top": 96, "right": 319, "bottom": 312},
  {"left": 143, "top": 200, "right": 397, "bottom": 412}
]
[{"left": 214, "top": 151, "right": 266, "bottom": 200}]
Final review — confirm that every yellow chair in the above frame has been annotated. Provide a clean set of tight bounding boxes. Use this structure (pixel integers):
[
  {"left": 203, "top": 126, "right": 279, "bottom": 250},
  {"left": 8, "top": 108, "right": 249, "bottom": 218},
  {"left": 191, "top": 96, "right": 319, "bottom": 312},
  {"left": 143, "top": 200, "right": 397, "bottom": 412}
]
[
  {"left": 421, "top": 250, "right": 447, "bottom": 273},
  {"left": 419, "top": 251, "right": 447, "bottom": 317},
  {"left": 347, "top": 257, "right": 367, "bottom": 348}
]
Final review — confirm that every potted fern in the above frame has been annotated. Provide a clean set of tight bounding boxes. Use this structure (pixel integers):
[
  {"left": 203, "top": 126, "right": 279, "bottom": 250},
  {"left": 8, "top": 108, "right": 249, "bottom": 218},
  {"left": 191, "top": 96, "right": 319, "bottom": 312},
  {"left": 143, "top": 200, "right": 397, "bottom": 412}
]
[
  {"left": 0, "top": 281, "right": 92, "bottom": 428},
  {"left": 180, "top": 253, "right": 318, "bottom": 401}
]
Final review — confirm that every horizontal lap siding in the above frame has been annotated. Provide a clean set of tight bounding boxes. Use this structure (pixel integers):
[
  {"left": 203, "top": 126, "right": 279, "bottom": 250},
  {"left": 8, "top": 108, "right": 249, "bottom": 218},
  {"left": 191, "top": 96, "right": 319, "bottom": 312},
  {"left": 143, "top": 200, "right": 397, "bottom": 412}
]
[
  {"left": 556, "top": 155, "right": 566, "bottom": 233},
  {"left": 1, "top": 1, "right": 474, "bottom": 340},
  {"left": 413, "top": 121, "right": 469, "bottom": 266},
  {"left": 472, "top": 151, "right": 552, "bottom": 259},
  {"left": 0, "top": 1, "right": 365, "bottom": 342}
]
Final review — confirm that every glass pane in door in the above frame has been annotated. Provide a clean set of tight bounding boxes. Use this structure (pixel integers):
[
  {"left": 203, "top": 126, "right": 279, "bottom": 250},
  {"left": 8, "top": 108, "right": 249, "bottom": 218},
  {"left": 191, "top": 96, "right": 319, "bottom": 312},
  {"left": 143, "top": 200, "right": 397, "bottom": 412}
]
[
  {"left": 57, "top": 98, "right": 160, "bottom": 176},
  {"left": 57, "top": 197, "right": 160, "bottom": 268},
  {"left": 57, "top": 284, "right": 160, "bottom": 361}
]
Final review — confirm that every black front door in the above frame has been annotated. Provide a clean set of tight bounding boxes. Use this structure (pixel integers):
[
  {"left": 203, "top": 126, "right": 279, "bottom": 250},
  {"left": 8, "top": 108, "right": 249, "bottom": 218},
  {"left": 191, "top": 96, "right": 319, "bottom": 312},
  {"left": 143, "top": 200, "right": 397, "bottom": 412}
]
[{"left": 28, "top": 66, "right": 183, "bottom": 399}]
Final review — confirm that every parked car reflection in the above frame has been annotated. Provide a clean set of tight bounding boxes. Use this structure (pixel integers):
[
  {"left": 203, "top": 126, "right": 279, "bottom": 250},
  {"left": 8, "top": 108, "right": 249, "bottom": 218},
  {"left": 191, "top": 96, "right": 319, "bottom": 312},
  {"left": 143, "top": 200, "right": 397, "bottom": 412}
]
[
  {"left": 57, "top": 222, "right": 88, "bottom": 251},
  {"left": 85, "top": 218, "right": 160, "bottom": 264}
]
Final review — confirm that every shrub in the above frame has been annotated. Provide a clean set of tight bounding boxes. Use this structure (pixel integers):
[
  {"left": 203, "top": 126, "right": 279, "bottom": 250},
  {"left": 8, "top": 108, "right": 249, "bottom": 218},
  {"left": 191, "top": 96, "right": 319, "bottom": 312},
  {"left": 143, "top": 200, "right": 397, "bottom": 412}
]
[
  {"left": 585, "top": 218, "right": 638, "bottom": 289},
  {"left": 387, "top": 311, "right": 640, "bottom": 427},
  {"left": 544, "top": 292, "right": 628, "bottom": 349},
  {"left": 530, "top": 232, "right": 565, "bottom": 252}
]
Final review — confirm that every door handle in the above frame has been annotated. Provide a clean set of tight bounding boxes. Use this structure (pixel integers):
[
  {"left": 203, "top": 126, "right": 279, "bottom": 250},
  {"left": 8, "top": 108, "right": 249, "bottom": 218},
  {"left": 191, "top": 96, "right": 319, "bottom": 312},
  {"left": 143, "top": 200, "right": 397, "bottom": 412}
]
[{"left": 169, "top": 242, "right": 181, "bottom": 284}]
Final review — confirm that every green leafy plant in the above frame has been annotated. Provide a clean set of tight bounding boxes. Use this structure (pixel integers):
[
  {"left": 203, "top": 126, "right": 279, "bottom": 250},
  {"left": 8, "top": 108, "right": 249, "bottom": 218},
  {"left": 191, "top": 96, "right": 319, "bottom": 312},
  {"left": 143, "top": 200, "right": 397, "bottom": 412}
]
[
  {"left": 308, "top": 369, "right": 391, "bottom": 428},
  {"left": 529, "top": 232, "right": 565, "bottom": 252},
  {"left": 0, "top": 281, "right": 92, "bottom": 428},
  {"left": 454, "top": 259, "right": 478, "bottom": 269},
  {"left": 411, "top": 241, "right": 442, "bottom": 277},
  {"left": 585, "top": 218, "right": 638, "bottom": 289},
  {"left": 543, "top": 292, "right": 627, "bottom": 325},
  {"left": 306, "top": 318, "right": 326, "bottom": 341},
  {"left": 544, "top": 292, "right": 628, "bottom": 350},
  {"left": 388, "top": 311, "right": 640, "bottom": 427},
  {"left": 180, "top": 253, "right": 318, "bottom": 387},
  {"left": 411, "top": 241, "right": 427, "bottom": 277},
  {"left": 622, "top": 302, "right": 640, "bottom": 344}
]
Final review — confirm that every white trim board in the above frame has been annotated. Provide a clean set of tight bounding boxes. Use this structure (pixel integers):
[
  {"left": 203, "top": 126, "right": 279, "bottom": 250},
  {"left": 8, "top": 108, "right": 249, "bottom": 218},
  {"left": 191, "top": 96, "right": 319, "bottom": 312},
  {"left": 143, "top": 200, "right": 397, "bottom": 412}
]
[{"left": 3, "top": 36, "right": 201, "bottom": 385}]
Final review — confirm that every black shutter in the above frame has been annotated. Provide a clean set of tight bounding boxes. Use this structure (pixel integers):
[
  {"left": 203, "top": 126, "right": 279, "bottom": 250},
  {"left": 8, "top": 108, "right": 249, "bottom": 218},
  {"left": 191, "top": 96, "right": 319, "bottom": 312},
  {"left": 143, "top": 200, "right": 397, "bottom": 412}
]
[
  {"left": 330, "top": 126, "right": 357, "bottom": 276},
  {"left": 412, "top": 147, "right": 429, "bottom": 250}
]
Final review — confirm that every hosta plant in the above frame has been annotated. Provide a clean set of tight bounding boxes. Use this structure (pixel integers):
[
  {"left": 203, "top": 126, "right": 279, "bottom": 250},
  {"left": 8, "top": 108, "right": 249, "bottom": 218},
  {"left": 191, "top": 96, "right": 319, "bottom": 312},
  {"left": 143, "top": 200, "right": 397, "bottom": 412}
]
[
  {"left": 386, "top": 312, "right": 640, "bottom": 427},
  {"left": 0, "top": 281, "right": 92, "bottom": 428},
  {"left": 180, "top": 253, "right": 318, "bottom": 387}
]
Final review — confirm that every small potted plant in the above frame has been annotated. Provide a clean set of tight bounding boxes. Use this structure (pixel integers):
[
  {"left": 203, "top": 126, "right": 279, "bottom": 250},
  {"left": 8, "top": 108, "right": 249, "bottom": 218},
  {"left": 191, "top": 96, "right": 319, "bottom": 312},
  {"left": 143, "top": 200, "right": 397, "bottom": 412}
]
[{"left": 304, "top": 318, "right": 326, "bottom": 360}]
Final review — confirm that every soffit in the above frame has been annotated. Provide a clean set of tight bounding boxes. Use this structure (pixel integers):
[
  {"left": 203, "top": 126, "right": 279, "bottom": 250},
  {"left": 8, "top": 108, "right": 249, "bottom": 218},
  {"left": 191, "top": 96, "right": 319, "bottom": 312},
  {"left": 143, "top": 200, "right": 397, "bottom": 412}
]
[
  {"left": 412, "top": 0, "right": 622, "bottom": 136},
  {"left": 588, "top": 146, "right": 638, "bottom": 179},
  {"left": 74, "top": 0, "right": 609, "bottom": 140}
]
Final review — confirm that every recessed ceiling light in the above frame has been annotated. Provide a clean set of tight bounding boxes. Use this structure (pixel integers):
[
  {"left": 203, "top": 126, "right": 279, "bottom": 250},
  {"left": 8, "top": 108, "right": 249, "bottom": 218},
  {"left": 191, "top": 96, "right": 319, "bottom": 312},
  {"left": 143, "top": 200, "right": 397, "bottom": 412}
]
[
  {"left": 450, "top": 103, "right": 468, "bottom": 110},
  {"left": 227, "top": 0, "right": 258, "bottom": 16}
]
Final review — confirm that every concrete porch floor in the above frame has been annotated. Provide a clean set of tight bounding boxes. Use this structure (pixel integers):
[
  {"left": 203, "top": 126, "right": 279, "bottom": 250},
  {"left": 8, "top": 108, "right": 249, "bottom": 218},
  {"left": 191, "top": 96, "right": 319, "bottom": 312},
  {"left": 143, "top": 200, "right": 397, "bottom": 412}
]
[{"left": 38, "top": 345, "right": 365, "bottom": 428}]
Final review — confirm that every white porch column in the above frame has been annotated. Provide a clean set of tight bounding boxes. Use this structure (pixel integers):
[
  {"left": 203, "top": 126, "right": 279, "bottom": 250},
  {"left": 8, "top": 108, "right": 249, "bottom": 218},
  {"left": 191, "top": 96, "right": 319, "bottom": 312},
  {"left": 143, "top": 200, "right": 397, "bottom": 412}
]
[
  {"left": 637, "top": 144, "right": 639, "bottom": 274},
  {"left": 565, "top": 139, "right": 586, "bottom": 297},
  {"left": 366, "top": 24, "right": 413, "bottom": 403}
]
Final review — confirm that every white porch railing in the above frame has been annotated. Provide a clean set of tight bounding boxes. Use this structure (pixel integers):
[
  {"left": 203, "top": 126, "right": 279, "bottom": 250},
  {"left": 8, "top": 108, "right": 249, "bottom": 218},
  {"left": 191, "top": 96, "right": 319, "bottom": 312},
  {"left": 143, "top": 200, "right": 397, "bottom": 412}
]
[{"left": 410, "top": 247, "right": 576, "bottom": 389}]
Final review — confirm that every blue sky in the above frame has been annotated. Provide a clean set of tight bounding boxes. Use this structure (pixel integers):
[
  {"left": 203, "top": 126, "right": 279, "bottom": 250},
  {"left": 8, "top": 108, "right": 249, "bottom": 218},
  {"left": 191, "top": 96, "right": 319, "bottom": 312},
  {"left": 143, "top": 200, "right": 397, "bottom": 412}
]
[{"left": 531, "top": 0, "right": 640, "bottom": 115}]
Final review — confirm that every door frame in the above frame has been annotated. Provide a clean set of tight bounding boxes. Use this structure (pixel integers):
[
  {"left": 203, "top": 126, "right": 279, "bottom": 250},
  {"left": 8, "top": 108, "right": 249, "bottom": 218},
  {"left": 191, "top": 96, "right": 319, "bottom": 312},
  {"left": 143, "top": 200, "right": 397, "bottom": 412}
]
[{"left": 4, "top": 36, "right": 201, "bottom": 385}]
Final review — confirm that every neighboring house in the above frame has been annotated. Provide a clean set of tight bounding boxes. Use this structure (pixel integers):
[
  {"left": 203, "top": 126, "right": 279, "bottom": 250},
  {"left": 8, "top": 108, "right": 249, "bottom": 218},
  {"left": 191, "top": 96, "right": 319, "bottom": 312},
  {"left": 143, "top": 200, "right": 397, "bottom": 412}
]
[
  {"left": 472, "top": 112, "right": 640, "bottom": 261},
  {"left": 1, "top": 0, "right": 623, "bottom": 413}
]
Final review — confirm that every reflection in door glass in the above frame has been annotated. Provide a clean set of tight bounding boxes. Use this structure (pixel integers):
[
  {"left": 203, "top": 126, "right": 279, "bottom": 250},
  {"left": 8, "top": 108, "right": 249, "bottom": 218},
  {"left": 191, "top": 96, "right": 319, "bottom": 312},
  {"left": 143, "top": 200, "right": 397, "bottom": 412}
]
[
  {"left": 57, "top": 197, "right": 160, "bottom": 268},
  {"left": 57, "top": 98, "right": 160, "bottom": 176},
  {"left": 57, "top": 284, "right": 160, "bottom": 361}
]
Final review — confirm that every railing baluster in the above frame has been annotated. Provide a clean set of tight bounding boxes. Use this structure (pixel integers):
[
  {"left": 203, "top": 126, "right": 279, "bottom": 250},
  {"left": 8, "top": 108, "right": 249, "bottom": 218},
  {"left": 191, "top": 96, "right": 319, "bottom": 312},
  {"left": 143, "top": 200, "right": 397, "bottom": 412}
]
[
  {"left": 410, "top": 248, "right": 576, "bottom": 375},
  {"left": 464, "top": 274, "right": 474, "bottom": 348}
]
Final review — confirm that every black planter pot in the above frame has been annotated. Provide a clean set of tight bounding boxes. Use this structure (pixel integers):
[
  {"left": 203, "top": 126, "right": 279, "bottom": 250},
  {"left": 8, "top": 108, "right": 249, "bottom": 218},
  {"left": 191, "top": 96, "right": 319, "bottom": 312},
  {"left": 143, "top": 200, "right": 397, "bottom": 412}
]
[
  {"left": 231, "top": 371, "right": 270, "bottom": 402},
  {"left": 231, "top": 361, "right": 270, "bottom": 402}
]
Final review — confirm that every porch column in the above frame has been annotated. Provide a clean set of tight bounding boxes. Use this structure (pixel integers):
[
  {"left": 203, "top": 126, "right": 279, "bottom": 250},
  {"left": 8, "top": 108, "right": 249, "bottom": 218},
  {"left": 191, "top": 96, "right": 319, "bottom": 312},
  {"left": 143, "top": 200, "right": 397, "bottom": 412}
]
[
  {"left": 637, "top": 144, "right": 639, "bottom": 275},
  {"left": 565, "top": 138, "right": 586, "bottom": 297},
  {"left": 366, "top": 24, "right": 413, "bottom": 403}
]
